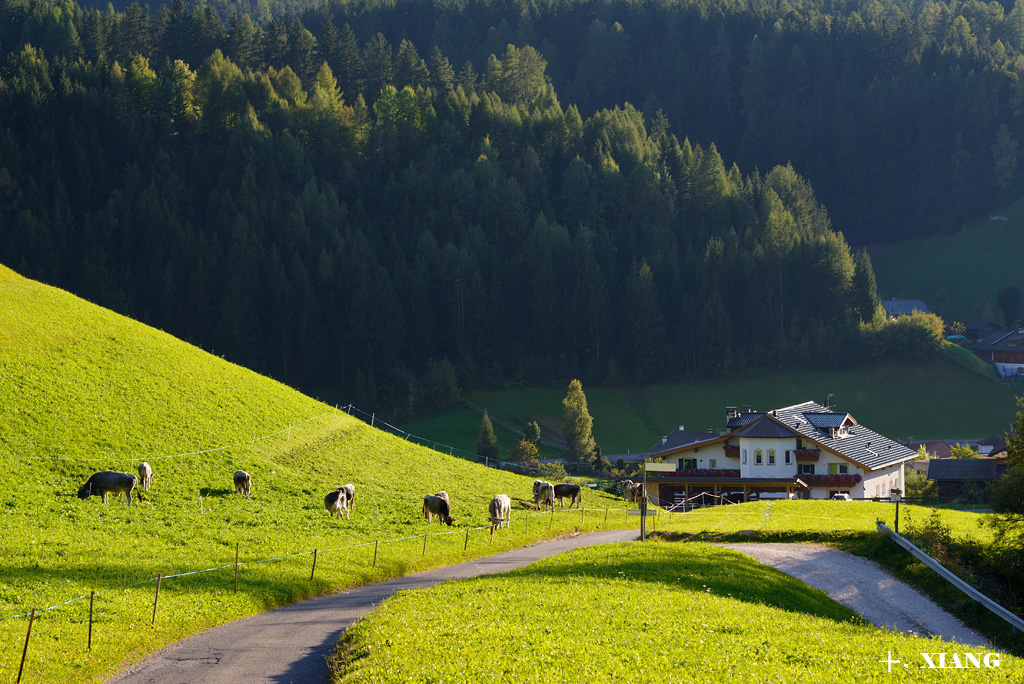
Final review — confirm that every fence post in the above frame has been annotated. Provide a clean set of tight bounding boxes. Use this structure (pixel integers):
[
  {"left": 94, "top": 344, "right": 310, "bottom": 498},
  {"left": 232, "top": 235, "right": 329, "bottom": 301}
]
[
  {"left": 548, "top": 509, "right": 554, "bottom": 529},
  {"left": 88, "top": 591, "right": 94, "bottom": 650},
  {"left": 17, "top": 608, "right": 35, "bottom": 684},
  {"left": 371, "top": 413, "right": 375, "bottom": 427},
  {"left": 525, "top": 513, "right": 529, "bottom": 535},
  {"left": 490, "top": 526, "right": 494, "bottom": 544},
  {"left": 581, "top": 507, "right": 585, "bottom": 526},
  {"left": 310, "top": 549, "right": 318, "bottom": 581},
  {"left": 422, "top": 533, "right": 427, "bottom": 556},
  {"left": 151, "top": 574, "right": 162, "bottom": 627},
  {"left": 234, "top": 543, "right": 239, "bottom": 593},
  {"left": 605, "top": 508, "right": 609, "bottom": 525},
  {"left": 464, "top": 529, "right": 470, "bottom": 553},
  {"left": 373, "top": 541, "right": 379, "bottom": 568}
]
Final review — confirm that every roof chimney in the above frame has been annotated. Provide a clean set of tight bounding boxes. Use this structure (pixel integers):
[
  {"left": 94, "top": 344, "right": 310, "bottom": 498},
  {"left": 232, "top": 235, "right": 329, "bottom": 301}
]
[
  {"left": 679, "top": 424, "right": 685, "bottom": 432},
  {"left": 661, "top": 436, "right": 667, "bottom": 444}
]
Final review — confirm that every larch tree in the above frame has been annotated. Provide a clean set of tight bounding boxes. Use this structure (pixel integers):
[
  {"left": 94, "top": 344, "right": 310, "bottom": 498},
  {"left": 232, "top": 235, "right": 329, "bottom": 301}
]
[
  {"left": 476, "top": 410, "right": 499, "bottom": 462},
  {"left": 561, "top": 379, "right": 596, "bottom": 464}
]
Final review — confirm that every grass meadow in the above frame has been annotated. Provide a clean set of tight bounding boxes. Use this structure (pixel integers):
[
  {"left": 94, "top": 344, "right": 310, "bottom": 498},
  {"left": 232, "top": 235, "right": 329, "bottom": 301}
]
[
  {"left": 403, "top": 356, "right": 1021, "bottom": 457},
  {"left": 0, "top": 265, "right": 634, "bottom": 683},
  {"left": 871, "top": 194, "right": 1024, "bottom": 325},
  {"left": 331, "top": 541, "right": 1023, "bottom": 683}
]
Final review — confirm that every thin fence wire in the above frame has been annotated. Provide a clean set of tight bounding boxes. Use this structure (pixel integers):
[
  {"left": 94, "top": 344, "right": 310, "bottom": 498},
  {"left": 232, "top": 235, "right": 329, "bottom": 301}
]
[{"left": 1, "top": 402, "right": 633, "bottom": 622}]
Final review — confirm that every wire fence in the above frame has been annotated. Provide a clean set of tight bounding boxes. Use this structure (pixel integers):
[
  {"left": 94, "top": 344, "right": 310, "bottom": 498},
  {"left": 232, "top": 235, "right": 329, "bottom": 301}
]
[{"left": 2, "top": 402, "right": 636, "bottom": 627}]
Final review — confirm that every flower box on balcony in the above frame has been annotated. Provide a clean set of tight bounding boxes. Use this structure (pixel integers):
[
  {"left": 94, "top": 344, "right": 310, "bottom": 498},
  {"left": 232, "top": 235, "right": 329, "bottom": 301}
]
[
  {"left": 796, "top": 473, "right": 862, "bottom": 487},
  {"left": 794, "top": 448, "right": 820, "bottom": 462},
  {"left": 723, "top": 445, "right": 740, "bottom": 458}
]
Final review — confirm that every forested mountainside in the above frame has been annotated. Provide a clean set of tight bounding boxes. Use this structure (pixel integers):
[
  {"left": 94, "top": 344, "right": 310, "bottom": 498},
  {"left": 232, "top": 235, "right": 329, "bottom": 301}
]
[
  {"left": 4, "top": 0, "right": 880, "bottom": 413},
  {"left": 46, "top": 0, "right": 1024, "bottom": 243}
]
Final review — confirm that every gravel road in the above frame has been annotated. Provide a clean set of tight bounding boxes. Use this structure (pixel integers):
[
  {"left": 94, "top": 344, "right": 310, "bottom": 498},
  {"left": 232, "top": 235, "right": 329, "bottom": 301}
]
[
  {"left": 105, "top": 529, "right": 639, "bottom": 684},
  {"left": 721, "top": 542, "right": 991, "bottom": 647}
]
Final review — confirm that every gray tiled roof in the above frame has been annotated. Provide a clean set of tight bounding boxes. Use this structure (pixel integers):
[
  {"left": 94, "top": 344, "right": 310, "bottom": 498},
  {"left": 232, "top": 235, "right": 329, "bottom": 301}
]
[
  {"left": 926, "top": 459, "right": 1004, "bottom": 481},
  {"left": 727, "top": 411, "right": 766, "bottom": 429},
  {"left": 971, "top": 329, "right": 1024, "bottom": 352},
  {"left": 770, "top": 402, "right": 918, "bottom": 471},
  {"left": 650, "top": 428, "right": 720, "bottom": 454},
  {"left": 804, "top": 412, "right": 854, "bottom": 429},
  {"left": 882, "top": 299, "right": 932, "bottom": 316},
  {"left": 734, "top": 419, "right": 802, "bottom": 439}
]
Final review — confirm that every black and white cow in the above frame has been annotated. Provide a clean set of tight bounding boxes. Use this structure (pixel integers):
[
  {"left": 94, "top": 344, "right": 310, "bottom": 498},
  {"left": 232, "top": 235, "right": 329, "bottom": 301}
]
[
  {"left": 489, "top": 494, "right": 511, "bottom": 531},
  {"left": 422, "top": 493, "right": 454, "bottom": 526},
  {"left": 77, "top": 471, "right": 141, "bottom": 505},
  {"left": 234, "top": 470, "right": 251, "bottom": 499},
  {"left": 533, "top": 480, "right": 555, "bottom": 510},
  {"left": 324, "top": 487, "right": 351, "bottom": 519},
  {"left": 554, "top": 483, "right": 582, "bottom": 509},
  {"left": 137, "top": 461, "right": 153, "bottom": 491},
  {"left": 621, "top": 479, "right": 636, "bottom": 503}
]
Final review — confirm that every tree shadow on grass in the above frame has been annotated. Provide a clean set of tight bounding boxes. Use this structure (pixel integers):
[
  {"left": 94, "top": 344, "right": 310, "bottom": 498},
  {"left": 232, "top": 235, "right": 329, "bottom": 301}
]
[
  {"left": 507, "top": 539, "right": 865, "bottom": 625},
  {"left": 199, "top": 487, "right": 237, "bottom": 498}
]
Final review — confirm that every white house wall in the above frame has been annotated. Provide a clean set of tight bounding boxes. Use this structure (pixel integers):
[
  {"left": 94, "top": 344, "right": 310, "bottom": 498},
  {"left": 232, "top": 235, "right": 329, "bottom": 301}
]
[
  {"left": 673, "top": 445, "right": 737, "bottom": 470},
  {"left": 740, "top": 437, "right": 800, "bottom": 477}
]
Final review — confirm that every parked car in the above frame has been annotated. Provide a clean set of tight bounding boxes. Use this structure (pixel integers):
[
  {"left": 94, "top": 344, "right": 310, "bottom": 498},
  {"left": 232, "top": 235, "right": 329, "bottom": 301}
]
[{"left": 831, "top": 493, "right": 853, "bottom": 501}]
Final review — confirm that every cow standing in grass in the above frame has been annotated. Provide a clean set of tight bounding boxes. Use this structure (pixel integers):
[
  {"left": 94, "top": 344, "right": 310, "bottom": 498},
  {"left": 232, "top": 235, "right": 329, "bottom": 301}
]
[
  {"left": 422, "top": 494, "right": 454, "bottom": 526},
  {"left": 554, "top": 483, "right": 582, "bottom": 509},
  {"left": 77, "top": 471, "right": 142, "bottom": 506},
  {"left": 489, "top": 494, "right": 511, "bottom": 531},
  {"left": 324, "top": 487, "right": 351, "bottom": 519},
  {"left": 137, "top": 462, "right": 153, "bottom": 491},
  {"left": 533, "top": 480, "right": 555, "bottom": 511},
  {"left": 234, "top": 470, "right": 251, "bottom": 499},
  {"left": 340, "top": 484, "right": 355, "bottom": 511},
  {"left": 621, "top": 479, "right": 635, "bottom": 504}
]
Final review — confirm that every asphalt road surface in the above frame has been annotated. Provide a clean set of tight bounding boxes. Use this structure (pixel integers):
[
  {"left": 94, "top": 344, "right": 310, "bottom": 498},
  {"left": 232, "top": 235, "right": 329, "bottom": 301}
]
[
  {"left": 105, "top": 529, "right": 639, "bottom": 684},
  {"left": 106, "top": 534, "right": 992, "bottom": 684}
]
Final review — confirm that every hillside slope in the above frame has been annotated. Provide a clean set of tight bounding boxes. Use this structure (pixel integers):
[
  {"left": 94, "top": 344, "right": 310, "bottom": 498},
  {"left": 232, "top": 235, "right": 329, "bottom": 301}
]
[{"left": 0, "top": 265, "right": 628, "bottom": 683}]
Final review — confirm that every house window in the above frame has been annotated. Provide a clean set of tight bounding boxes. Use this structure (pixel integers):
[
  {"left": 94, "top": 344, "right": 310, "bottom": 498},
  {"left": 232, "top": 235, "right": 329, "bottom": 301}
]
[
  {"left": 768, "top": 449, "right": 776, "bottom": 465},
  {"left": 798, "top": 464, "right": 815, "bottom": 475},
  {"left": 755, "top": 449, "right": 763, "bottom": 465},
  {"left": 785, "top": 450, "right": 792, "bottom": 465},
  {"left": 682, "top": 458, "right": 697, "bottom": 470},
  {"left": 742, "top": 449, "right": 747, "bottom": 464},
  {"left": 710, "top": 459, "right": 716, "bottom": 469},
  {"left": 828, "top": 463, "right": 849, "bottom": 475}
]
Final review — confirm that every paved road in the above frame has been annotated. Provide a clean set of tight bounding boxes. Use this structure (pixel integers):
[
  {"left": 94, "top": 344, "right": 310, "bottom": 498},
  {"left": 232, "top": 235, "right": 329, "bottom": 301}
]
[
  {"left": 105, "top": 529, "right": 639, "bottom": 684},
  {"left": 721, "top": 542, "right": 992, "bottom": 648}
]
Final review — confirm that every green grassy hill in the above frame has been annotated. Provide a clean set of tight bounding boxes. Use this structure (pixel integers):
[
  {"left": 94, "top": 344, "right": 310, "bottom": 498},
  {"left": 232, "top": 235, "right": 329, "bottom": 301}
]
[
  {"left": 332, "top": 541, "right": 1024, "bottom": 683},
  {"left": 403, "top": 356, "right": 1022, "bottom": 457},
  {"left": 0, "top": 265, "right": 630, "bottom": 683},
  {"left": 870, "top": 195, "right": 1024, "bottom": 324}
]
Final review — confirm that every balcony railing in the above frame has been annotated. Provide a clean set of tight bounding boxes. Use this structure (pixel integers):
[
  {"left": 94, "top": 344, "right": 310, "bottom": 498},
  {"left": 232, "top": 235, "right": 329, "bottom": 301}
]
[{"left": 648, "top": 468, "right": 742, "bottom": 478}]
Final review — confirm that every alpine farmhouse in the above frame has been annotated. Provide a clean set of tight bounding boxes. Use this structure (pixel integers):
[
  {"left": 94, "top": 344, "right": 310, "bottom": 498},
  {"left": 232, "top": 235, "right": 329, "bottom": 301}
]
[{"left": 645, "top": 401, "right": 918, "bottom": 506}]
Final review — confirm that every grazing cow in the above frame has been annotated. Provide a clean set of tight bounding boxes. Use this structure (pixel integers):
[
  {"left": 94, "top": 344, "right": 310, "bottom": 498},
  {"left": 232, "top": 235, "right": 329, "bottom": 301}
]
[
  {"left": 422, "top": 494, "right": 454, "bottom": 526},
  {"left": 77, "top": 471, "right": 141, "bottom": 505},
  {"left": 631, "top": 482, "right": 646, "bottom": 504},
  {"left": 554, "top": 483, "right": 582, "bottom": 509},
  {"left": 533, "top": 480, "right": 555, "bottom": 511},
  {"left": 340, "top": 483, "right": 355, "bottom": 511},
  {"left": 234, "top": 470, "right": 251, "bottom": 499},
  {"left": 324, "top": 488, "right": 350, "bottom": 519},
  {"left": 137, "top": 462, "right": 153, "bottom": 491},
  {"left": 489, "top": 494, "right": 511, "bottom": 531},
  {"left": 434, "top": 490, "right": 449, "bottom": 503},
  {"left": 621, "top": 479, "right": 636, "bottom": 503}
]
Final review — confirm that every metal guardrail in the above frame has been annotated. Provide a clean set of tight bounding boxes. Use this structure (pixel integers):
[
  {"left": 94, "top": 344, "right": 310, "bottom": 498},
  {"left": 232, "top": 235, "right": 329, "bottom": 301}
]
[{"left": 876, "top": 520, "right": 1024, "bottom": 633}]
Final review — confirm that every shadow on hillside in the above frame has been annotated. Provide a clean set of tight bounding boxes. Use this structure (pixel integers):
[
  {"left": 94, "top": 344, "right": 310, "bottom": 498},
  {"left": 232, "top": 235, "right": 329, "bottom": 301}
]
[
  {"left": 510, "top": 541, "right": 864, "bottom": 625},
  {"left": 199, "top": 487, "right": 236, "bottom": 498}
]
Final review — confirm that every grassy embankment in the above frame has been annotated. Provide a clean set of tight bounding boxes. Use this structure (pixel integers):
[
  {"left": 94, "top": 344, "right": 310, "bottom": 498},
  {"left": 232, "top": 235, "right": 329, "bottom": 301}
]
[
  {"left": 331, "top": 539, "right": 1024, "bottom": 683},
  {"left": 0, "top": 265, "right": 633, "bottom": 683},
  {"left": 403, "top": 356, "right": 1021, "bottom": 457},
  {"left": 871, "top": 194, "right": 1024, "bottom": 324}
]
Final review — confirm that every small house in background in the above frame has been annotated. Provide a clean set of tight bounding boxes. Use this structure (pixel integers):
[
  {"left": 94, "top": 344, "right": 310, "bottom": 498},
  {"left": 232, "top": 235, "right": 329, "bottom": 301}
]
[
  {"left": 926, "top": 458, "right": 1007, "bottom": 502},
  {"left": 881, "top": 298, "right": 932, "bottom": 320},
  {"left": 903, "top": 440, "right": 953, "bottom": 460},
  {"left": 970, "top": 329, "right": 1024, "bottom": 379},
  {"left": 965, "top": 320, "right": 1002, "bottom": 343}
]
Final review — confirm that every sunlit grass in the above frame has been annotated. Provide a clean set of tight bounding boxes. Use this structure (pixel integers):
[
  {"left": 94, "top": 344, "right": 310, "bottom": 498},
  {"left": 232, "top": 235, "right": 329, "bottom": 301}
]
[{"left": 331, "top": 542, "right": 1023, "bottom": 683}]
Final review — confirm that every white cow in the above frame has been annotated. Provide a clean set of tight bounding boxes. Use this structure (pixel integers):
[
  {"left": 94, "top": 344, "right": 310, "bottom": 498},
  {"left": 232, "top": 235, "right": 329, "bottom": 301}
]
[
  {"left": 137, "top": 461, "right": 153, "bottom": 490},
  {"left": 340, "top": 483, "right": 355, "bottom": 510},
  {"left": 533, "top": 480, "right": 555, "bottom": 511},
  {"left": 234, "top": 470, "right": 251, "bottom": 499},
  {"left": 489, "top": 494, "right": 511, "bottom": 531}
]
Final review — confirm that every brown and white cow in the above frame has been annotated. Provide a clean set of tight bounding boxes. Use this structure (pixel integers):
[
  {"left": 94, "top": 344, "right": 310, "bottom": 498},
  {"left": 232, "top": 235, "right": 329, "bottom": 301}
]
[
  {"left": 234, "top": 470, "right": 251, "bottom": 499},
  {"left": 422, "top": 493, "right": 454, "bottom": 526},
  {"left": 488, "top": 494, "right": 511, "bottom": 531},
  {"left": 324, "top": 487, "right": 351, "bottom": 519},
  {"left": 533, "top": 480, "right": 555, "bottom": 511},
  {"left": 137, "top": 462, "right": 153, "bottom": 491},
  {"left": 554, "top": 483, "right": 582, "bottom": 509},
  {"left": 340, "top": 483, "right": 355, "bottom": 510},
  {"left": 77, "top": 471, "right": 141, "bottom": 505}
]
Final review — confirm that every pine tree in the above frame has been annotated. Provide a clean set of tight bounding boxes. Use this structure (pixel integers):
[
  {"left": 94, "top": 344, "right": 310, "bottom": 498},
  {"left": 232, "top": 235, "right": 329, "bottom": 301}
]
[
  {"left": 476, "top": 410, "right": 499, "bottom": 461},
  {"left": 523, "top": 420, "right": 541, "bottom": 446},
  {"left": 561, "top": 379, "right": 596, "bottom": 464}
]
